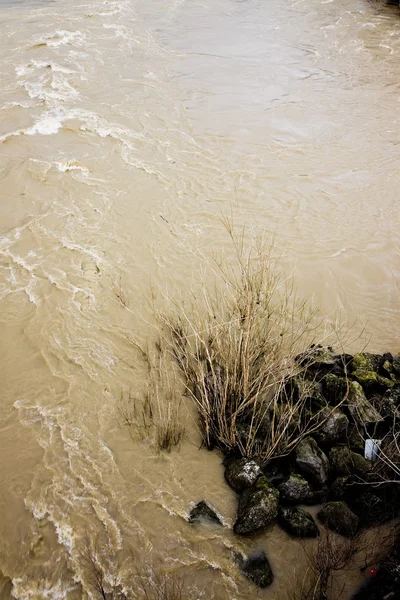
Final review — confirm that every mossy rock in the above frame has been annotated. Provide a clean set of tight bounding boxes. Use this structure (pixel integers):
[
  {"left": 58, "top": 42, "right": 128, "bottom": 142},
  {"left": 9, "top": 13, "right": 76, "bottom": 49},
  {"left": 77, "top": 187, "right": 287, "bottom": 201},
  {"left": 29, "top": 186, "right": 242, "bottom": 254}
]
[
  {"left": 352, "top": 369, "right": 394, "bottom": 393},
  {"left": 323, "top": 374, "right": 348, "bottom": 405},
  {"left": 317, "top": 501, "right": 359, "bottom": 538},
  {"left": 347, "top": 381, "right": 384, "bottom": 425},
  {"left": 351, "top": 353, "right": 383, "bottom": 373},
  {"left": 278, "top": 506, "right": 319, "bottom": 538},
  {"left": 329, "top": 446, "right": 370, "bottom": 477},
  {"left": 233, "top": 477, "right": 279, "bottom": 536}
]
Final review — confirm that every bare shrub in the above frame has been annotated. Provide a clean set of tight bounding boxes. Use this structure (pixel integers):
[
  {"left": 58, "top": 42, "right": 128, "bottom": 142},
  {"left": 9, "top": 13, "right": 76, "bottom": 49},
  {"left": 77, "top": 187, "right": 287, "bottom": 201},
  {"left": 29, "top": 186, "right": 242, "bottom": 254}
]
[
  {"left": 295, "top": 523, "right": 399, "bottom": 600},
  {"left": 156, "top": 227, "right": 350, "bottom": 459}
]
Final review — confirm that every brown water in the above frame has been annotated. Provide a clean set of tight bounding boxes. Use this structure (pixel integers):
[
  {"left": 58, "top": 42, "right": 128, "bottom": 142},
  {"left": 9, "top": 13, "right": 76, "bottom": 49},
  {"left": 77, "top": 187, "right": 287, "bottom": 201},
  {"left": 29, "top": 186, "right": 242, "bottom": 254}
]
[{"left": 1, "top": 0, "right": 400, "bottom": 597}]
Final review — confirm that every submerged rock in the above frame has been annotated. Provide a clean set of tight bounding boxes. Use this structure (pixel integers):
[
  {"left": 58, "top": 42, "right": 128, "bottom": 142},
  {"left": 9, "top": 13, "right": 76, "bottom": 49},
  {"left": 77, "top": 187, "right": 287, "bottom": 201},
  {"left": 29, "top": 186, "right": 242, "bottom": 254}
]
[
  {"left": 236, "top": 549, "right": 274, "bottom": 588},
  {"left": 224, "top": 457, "right": 261, "bottom": 493},
  {"left": 295, "top": 437, "right": 330, "bottom": 486},
  {"left": 233, "top": 476, "right": 279, "bottom": 535},
  {"left": 347, "top": 381, "right": 384, "bottom": 425},
  {"left": 278, "top": 506, "right": 319, "bottom": 538},
  {"left": 329, "top": 446, "right": 370, "bottom": 477},
  {"left": 317, "top": 501, "right": 359, "bottom": 538},
  {"left": 188, "top": 501, "right": 222, "bottom": 526}
]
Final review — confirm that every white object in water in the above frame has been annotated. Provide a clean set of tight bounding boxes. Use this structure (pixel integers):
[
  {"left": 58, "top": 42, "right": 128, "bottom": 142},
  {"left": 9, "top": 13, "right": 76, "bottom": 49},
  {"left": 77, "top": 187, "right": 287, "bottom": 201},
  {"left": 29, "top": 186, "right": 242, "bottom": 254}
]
[{"left": 364, "top": 439, "right": 381, "bottom": 461}]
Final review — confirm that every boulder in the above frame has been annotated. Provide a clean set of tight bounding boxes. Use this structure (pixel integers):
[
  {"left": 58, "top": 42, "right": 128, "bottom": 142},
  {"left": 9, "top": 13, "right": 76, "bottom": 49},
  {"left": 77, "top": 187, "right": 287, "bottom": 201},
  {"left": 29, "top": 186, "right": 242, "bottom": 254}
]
[
  {"left": 352, "top": 370, "right": 394, "bottom": 394},
  {"left": 278, "top": 506, "right": 319, "bottom": 538},
  {"left": 236, "top": 549, "right": 274, "bottom": 588},
  {"left": 224, "top": 457, "right": 261, "bottom": 493},
  {"left": 278, "top": 473, "right": 313, "bottom": 503},
  {"left": 351, "top": 353, "right": 383, "bottom": 374},
  {"left": 323, "top": 374, "right": 348, "bottom": 405},
  {"left": 233, "top": 476, "right": 279, "bottom": 535},
  {"left": 316, "top": 408, "right": 349, "bottom": 445},
  {"left": 329, "top": 446, "right": 370, "bottom": 477},
  {"left": 317, "top": 501, "right": 359, "bottom": 538},
  {"left": 295, "top": 437, "right": 330, "bottom": 486},
  {"left": 188, "top": 501, "right": 222, "bottom": 526},
  {"left": 347, "top": 381, "right": 383, "bottom": 425}
]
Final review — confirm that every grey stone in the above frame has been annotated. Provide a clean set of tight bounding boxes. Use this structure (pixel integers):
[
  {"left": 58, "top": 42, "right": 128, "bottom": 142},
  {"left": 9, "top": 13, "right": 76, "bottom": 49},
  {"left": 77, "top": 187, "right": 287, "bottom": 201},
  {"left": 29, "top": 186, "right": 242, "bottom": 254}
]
[
  {"left": 224, "top": 457, "right": 261, "bottom": 493},
  {"left": 317, "top": 501, "right": 359, "bottom": 538},
  {"left": 295, "top": 437, "right": 330, "bottom": 486},
  {"left": 278, "top": 506, "right": 319, "bottom": 538}
]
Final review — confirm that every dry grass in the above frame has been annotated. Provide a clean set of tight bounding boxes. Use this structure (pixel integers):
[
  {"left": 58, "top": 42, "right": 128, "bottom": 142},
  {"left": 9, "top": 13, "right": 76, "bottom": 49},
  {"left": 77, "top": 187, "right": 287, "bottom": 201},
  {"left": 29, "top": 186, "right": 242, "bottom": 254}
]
[
  {"left": 155, "top": 226, "right": 350, "bottom": 459},
  {"left": 295, "top": 524, "right": 398, "bottom": 600},
  {"left": 119, "top": 342, "right": 185, "bottom": 453}
]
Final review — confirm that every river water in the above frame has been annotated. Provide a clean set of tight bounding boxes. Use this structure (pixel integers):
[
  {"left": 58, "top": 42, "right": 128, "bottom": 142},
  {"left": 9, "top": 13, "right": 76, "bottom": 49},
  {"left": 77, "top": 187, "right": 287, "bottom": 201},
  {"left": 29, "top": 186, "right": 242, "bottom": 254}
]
[{"left": 0, "top": 0, "right": 399, "bottom": 598}]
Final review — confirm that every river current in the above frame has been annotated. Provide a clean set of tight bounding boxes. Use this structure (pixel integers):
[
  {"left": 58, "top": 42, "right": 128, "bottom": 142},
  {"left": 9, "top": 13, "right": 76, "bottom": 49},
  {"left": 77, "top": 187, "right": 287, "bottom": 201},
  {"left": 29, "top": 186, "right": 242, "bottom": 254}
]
[{"left": 0, "top": 0, "right": 399, "bottom": 598}]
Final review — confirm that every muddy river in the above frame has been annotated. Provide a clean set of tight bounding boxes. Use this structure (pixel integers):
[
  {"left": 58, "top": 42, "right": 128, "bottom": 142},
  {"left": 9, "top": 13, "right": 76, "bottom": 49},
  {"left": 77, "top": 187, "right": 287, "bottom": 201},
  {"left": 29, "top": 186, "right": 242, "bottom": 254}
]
[{"left": 0, "top": 0, "right": 399, "bottom": 597}]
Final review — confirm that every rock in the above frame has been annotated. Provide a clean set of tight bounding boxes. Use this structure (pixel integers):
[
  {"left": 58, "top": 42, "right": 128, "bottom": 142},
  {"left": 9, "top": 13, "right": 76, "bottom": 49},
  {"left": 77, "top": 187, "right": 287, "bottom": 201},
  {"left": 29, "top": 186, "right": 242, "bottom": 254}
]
[
  {"left": 278, "top": 473, "right": 313, "bottom": 503},
  {"left": 392, "top": 354, "right": 400, "bottom": 374},
  {"left": 323, "top": 374, "right": 348, "bottom": 405},
  {"left": 347, "top": 425, "right": 366, "bottom": 455},
  {"left": 289, "top": 377, "right": 326, "bottom": 411},
  {"left": 370, "top": 391, "right": 400, "bottom": 419},
  {"left": 347, "top": 381, "right": 384, "bottom": 425},
  {"left": 316, "top": 408, "right": 349, "bottom": 445},
  {"left": 351, "top": 353, "right": 383, "bottom": 374},
  {"left": 278, "top": 506, "right": 319, "bottom": 538},
  {"left": 224, "top": 457, "right": 261, "bottom": 493},
  {"left": 352, "top": 370, "right": 394, "bottom": 393},
  {"left": 329, "top": 446, "right": 370, "bottom": 477},
  {"left": 188, "top": 501, "right": 222, "bottom": 526},
  {"left": 236, "top": 549, "right": 274, "bottom": 588},
  {"left": 317, "top": 501, "right": 359, "bottom": 538},
  {"left": 295, "top": 437, "right": 330, "bottom": 486},
  {"left": 233, "top": 476, "right": 279, "bottom": 535}
]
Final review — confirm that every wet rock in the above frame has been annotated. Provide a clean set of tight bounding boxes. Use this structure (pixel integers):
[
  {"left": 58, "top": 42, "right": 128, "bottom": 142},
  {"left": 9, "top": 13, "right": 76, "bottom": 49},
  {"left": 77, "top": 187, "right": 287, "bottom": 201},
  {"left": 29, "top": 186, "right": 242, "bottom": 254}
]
[
  {"left": 278, "top": 473, "right": 313, "bottom": 503},
  {"left": 224, "top": 457, "right": 261, "bottom": 493},
  {"left": 236, "top": 549, "right": 274, "bottom": 588},
  {"left": 329, "top": 446, "right": 370, "bottom": 477},
  {"left": 347, "top": 381, "right": 384, "bottom": 425},
  {"left": 316, "top": 408, "right": 349, "bottom": 446},
  {"left": 278, "top": 506, "right": 319, "bottom": 538},
  {"left": 295, "top": 437, "right": 330, "bottom": 486},
  {"left": 188, "top": 501, "right": 222, "bottom": 526},
  {"left": 317, "top": 501, "right": 359, "bottom": 538},
  {"left": 233, "top": 476, "right": 279, "bottom": 536}
]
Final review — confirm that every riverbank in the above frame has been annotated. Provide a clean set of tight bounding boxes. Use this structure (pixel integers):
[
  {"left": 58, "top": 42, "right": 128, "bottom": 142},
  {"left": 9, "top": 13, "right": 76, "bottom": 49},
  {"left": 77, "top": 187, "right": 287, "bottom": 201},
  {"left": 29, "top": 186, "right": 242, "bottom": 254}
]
[{"left": 187, "top": 347, "right": 400, "bottom": 597}]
